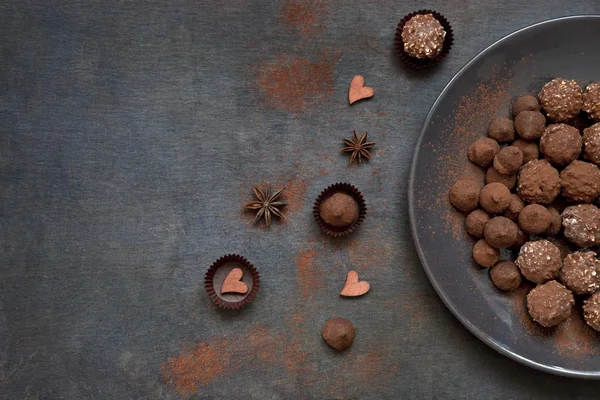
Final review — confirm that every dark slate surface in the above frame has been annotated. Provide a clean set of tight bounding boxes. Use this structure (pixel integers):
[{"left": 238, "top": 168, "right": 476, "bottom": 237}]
[{"left": 2, "top": 1, "right": 600, "bottom": 399}]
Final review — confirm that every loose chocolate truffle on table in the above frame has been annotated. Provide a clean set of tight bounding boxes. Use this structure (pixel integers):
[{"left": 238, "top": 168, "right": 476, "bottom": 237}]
[
  {"left": 583, "top": 82, "right": 600, "bottom": 120},
  {"left": 484, "top": 216, "right": 518, "bottom": 249},
  {"left": 583, "top": 123, "right": 600, "bottom": 165},
  {"left": 560, "top": 160, "right": 600, "bottom": 203},
  {"left": 448, "top": 178, "right": 481, "bottom": 213},
  {"left": 465, "top": 209, "right": 491, "bottom": 238},
  {"left": 518, "top": 204, "right": 552, "bottom": 235},
  {"left": 512, "top": 95, "right": 540, "bottom": 117},
  {"left": 517, "top": 159, "right": 560, "bottom": 204},
  {"left": 538, "top": 78, "right": 583, "bottom": 122},
  {"left": 493, "top": 146, "right": 523, "bottom": 175},
  {"left": 561, "top": 204, "right": 600, "bottom": 248},
  {"left": 527, "top": 280, "right": 574, "bottom": 328},
  {"left": 515, "top": 239, "right": 562, "bottom": 283},
  {"left": 472, "top": 239, "right": 500, "bottom": 267},
  {"left": 505, "top": 194, "right": 525, "bottom": 221},
  {"left": 401, "top": 14, "right": 446, "bottom": 59},
  {"left": 319, "top": 192, "right": 359, "bottom": 228},
  {"left": 544, "top": 206, "right": 562, "bottom": 236},
  {"left": 490, "top": 261, "right": 522, "bottom": 291},
  {"left": 467, "top": 138, "right": 500, "bottom": 168},
  {"left": 512, "top": 139, "right": 539, "bottom": 164},
  {"left": 488, "top": 117, "right": 515, "bottom": 143},
  {"left": 485, "top": 167, "right": 516, "bottom": 190},
  {"left": 583, "top": 291, "right": 600, "bottom": 332},
  {"left": 479, "top": 182, "right": 511, "bottom": 214},
  {"left": 540, "top": 124, "right": 582, "bottom": 166},
  {"left": 322, "top": 317, "right": 355, "bottom": 351},
  {"left": 515, "top": 111, "right": 546, "bottom": 140},
  {"left": 560, "top": 251, "right": 600, "bottom": 295}
]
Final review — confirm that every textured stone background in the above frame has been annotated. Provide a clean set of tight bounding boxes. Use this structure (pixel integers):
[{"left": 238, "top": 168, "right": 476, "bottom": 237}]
[{"left": 2, "top": 1, "right": 600, "bottom": 399}]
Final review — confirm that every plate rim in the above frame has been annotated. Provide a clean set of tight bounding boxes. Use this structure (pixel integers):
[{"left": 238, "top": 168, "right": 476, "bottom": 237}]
[{"left": 408, "top": 14, "right": 600, "bottom": 379}]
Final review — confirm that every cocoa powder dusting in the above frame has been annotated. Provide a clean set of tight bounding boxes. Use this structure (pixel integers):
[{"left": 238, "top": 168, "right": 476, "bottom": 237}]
[
  {"left": 279, "top": 0, "right": 329, "bottom": 38},
  {"left": 294, "top": 248, "right": 324, "bottom": 298},
  {"left": 347, "top": 237, "right": 392, "bottom": 270},
  {"left": 554, "top": 308, "right": 600, "bottom": 359}
]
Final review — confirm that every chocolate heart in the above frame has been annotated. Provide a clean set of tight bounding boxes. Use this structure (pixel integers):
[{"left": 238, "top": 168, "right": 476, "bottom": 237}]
[
  {"left": 221, "top": 268, "right": 248, "bottom": 294},
  {"left": 348, "top": 75, "right": 374, "bottom": 105},
  {"left": 340, "top": 270, "right": 370, "bottom": 297}
]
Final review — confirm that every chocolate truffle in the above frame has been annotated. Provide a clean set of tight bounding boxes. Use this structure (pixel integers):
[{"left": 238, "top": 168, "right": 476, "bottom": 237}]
[
  {"left": 485, "top": 167, "right": 516, "bottom": 190},
  {"left": 583, "top": 82, "right": 600, "bottom": 120},
  {"left": 561, "top": 204, "right": 600, "bottom": 248},
  {"left": 493, "top": 146, "right": 523, "bottom": 175},
  {"left": 490, "top": 261, "right": 522, "bottom": 291},
  {"left": 484, "top": 216, "right": 518, "bottom": 249},
  {"left": 511, "top": 228, "right": 528, "bottom": 250},
  {"left": 479, "top": 182, "right": 511, "bottom": 214},
  {"left": 544, "top": 206, "right": 562, "bottom": 236},
  {"left": 515, "top": 240, "right": 562, "bottom": 283},
  {"left": 518, "top": 204, "right": 552, "bottom": 235},
  {"left": 583, "top": 123, "right": 600, "bottom": 165},
  {"left": 465, "top": 209, "right": 491, "bottom": 238},
  {"left": 515, "top": 111, "right": 546, "bottom": 140},
  {"left": 401, "top": 14, "right": 446, "bottom": 59},
  {"left": 488, "top": 117, "right": 516, "bottom": 143},
  {"left": 527, "top": 280, "right": 574, "bottom": 328},
  {"left": 538, "top": 78, "right": 583, "bottom": 122},
  {"left": 516, "top": 159, "right": 560, "bottom": 204},
  {"left": 583, "top": 291, "right": 600, "bottom": 332},
  {"left": 319, "top": 193, "right": 359, "bottom": 228},
  {"left": 512, "top": 139, "right": 539, "bottom": 164},
  {"left": 505, "top": 194, "right": 525, "bottom": 222},
  {"left": 467, "top": 138, "right": 500, "bottom": 168},
  {"left": 472, "top": 239, "right": 500, "bottom": 268},
  {"left": 560, "top": 251, "right": 600, "bottom": 295},
  {"left": 322, "top": 317, "right": 355, "bottom": 351},
  {"left": 448, "top": 178, "right": 481, "bottom": 213},
  {"left": 540, "top": 124, "right": 582, "bottom": 166},
  {"left": 512, "top": 95, "right": 540, "bottom": 117},
  {"left": 560, "top": 160, "right": 600, "bottom": 203}
]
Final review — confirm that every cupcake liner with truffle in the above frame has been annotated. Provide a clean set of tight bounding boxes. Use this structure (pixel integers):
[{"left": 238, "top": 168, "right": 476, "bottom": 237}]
[
  {"left": 205, "top": 254, "right": 260, "bottom": 310},
  {"left": 394, "top": 10, "right": 453, "bottom": 69},
  {"left": 313, "top": 183, "right": 366, "bottom": 238}
]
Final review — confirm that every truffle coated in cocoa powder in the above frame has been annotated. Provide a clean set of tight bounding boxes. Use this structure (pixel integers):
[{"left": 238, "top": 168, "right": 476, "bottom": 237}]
[
  {"left": 583, "top": 291, "right": 600, "bottom": 332},
  {"left": 517, "top": 159, "right": 560, "bottom": 205},
  {"left": 544, "top": 206, "right": 562, "bottom": 236},
  {"left": 527, "top": 280, "right": 574, "bottom": 328},
  {"left": 465, "top": 209, "right": 491, "bottom": 238},
  {"left": 488, "top": 117, "right": 515, "bottom": 143},
  {"left": 479, "top": 182, "right": 511, "bottom": 214},
  {"left": 321, "top": 317, "right": 355, "bottom": 351},
  {"left": 472, "top": 239, "right": 499, "bottom": 268},
  {"left": 490, "top": 261, "right": 522, "bottom": 291},
  {"left": 515, "top": 111, "right": 546, "bottom": 140},
  {"left": 516, "top": 239, "right": 562, "bottom": 283},
  {"left": 468, "top": 138, "right": 500, "bottom": 168},
  {"left": 561, "top": 204, "right": 600, "bottom": 248},
  {"left": 319, "top": 192, "right": 359, "bottom": 228},
  {"left": 448, "top": 178, "right": 481, "bottom": 213},
  {"left": 538, "top": 78, "right": 583, "bottom": 122},
  {"left": 560, "top": 251, "right": 600, "bottom": 295},
  {"left": 512, "top": 139, "right": 539, "bottom": 164},
  {"left": 583, "top": 123, "right": 600, "bottom": 165},
  {"left": 512, "top": 95, "right": 540, "bottom": 117},
  {"left": 560, "top": 160, "right": 600, "bottom": 203},
  {"left": 493, "top": 146, "right": 523, "bottom": 175},
  {"left": 518, "top": 204, "right": 552, "bottom": 235},
  {"left": 484, "top": 216, "right": 518, "bottom": 249},
  {"left": 511, "top": 227, "right": 528, "bottom": 250},
  {"left": 485, "top": 167, "right": 516, "bottom": 190},
  {"left": 505, "top": 194, "right": 525, "bottom": 221},
  {"left": 540, "top": 123, "right": 582, "bottom": 166},
  {"left": 583, "top": 82, "right": 600, "bottom": 120}
]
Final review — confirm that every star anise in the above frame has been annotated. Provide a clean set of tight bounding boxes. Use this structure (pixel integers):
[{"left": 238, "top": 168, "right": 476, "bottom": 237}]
[
  {"left": 341, "top": 131, "right": 375, "bottom": 164},
  {"left": 245, "top": 184, "right": 287, "bottom": 226}
]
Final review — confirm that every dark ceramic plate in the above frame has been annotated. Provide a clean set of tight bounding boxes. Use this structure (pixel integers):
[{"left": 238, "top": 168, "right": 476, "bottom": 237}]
[{"left": 409, "top": 16, "right": 600, "bottom": 378}]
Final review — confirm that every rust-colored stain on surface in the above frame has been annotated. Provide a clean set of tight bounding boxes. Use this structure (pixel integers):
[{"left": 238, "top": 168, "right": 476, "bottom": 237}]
[{"left": 280, "top": 0, "right": 329, "bottom": 38}]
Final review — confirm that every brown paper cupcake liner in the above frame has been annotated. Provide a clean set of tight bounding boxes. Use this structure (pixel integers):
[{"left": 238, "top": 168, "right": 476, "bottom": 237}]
[
  {"left": 313, "top": 183, "right": 367, "bottom": 238},
  {"left": 394, "top": 10, "right": 454, "bottom": 69},
  {"left": 205, "top": 254, "right": 260, "bottom": 310}
]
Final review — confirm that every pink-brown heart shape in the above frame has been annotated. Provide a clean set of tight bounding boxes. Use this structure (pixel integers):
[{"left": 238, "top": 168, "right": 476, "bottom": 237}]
[
  {"left": 340, "top": 270, "right": 370, "bottom": 297},
  {"left": 348, "top": 75, "right": 374, "bottom": 105},
  {"left": 221, "top": 268, "right": 248, "bottom": 294}
]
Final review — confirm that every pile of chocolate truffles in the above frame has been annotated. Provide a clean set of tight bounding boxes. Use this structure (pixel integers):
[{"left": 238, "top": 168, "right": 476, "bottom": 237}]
[{"left": 449, "top": 78, "right": 600, "bottom": 330}]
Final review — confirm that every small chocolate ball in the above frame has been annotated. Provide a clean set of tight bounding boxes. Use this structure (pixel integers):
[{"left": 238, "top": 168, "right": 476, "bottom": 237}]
[
  {"left": 538, "top": 78, "right": 583, "bottom": 122},
  {"left": 518, "top": 204, "right": 552, "bottom": 235},
  {"left": 516, "top": 159, "right": 560, "bottom": 205},
  {"left": 516, "top": 239, "right": 562, "bottom": 283},
  {"left": 488, "top": 117, "right": 515, "bottom": 143},
  {"left": 505, "top": 194, "right": 525, "bottom": 221},
  {"left": 540, "top": 124, "right": 582, "bottom": 166},
  {"left": 472, "top": 239, "right": 500, "bottom": 268},
  {"left": 484, "top": 216, "right": 518, "bottom": 249},
  {"left": 512, "top": 95, "right": 540, "bottom": 117},
  {"left": 544, "top": 206, "right": 562, "bottom": 236},
  {"left": 493, "top": 146, "right": 523, "bottom": 175},
  {"left": 465, "top": 209, "right": 491, "bottom": 238},
  {"left": 515, "top": 111, "right": 546, "bottom": 140},
  {"left": 583, "top": 291, "right": 600, "bottom": 332},
  {"left": 560, "top": 160, "right": 600, "bottom": 203},
  {"left": 448, "top": 178, "right": 481, "bottom": 213},
  {"left": 561, "top": 204, "right": 600, "bottom": 248},
  {"left": 319, "top": 193, "right": 359, "bottom": 228},
  {"left": 583, "top": 82, "right": 600, "bottom": 120},
  {"left": 527, "top": 280, "right": 574, "bottom": 328},
  {"left": 485, "top": 167, "right": 516, "bottom": 190},
  {"left": 479, "top": 182, "right": 511, "bottom": 214},
  {"left": 401, "top": 14, "right": 446, "bottom": 59},
  {"left": 583, "top": 123, "right": 600, "bottom": 165},
  {"left": 512, "top": 139, "right": 539, "bottom": 164},
  {"left": 511, "top": 227, "right": 528, "bottom": 250},
  {"left": 468, "top": 138, "right": 500, "bottom": 168},
  {"left": 322, "top": 317, "right": 355, "bottom": 351},
  {"left": 560, "top": 251, "right": 600, "bottom": 295},
  {"left": 490, "top": 261, "right": 522, "bottom": 291}
]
